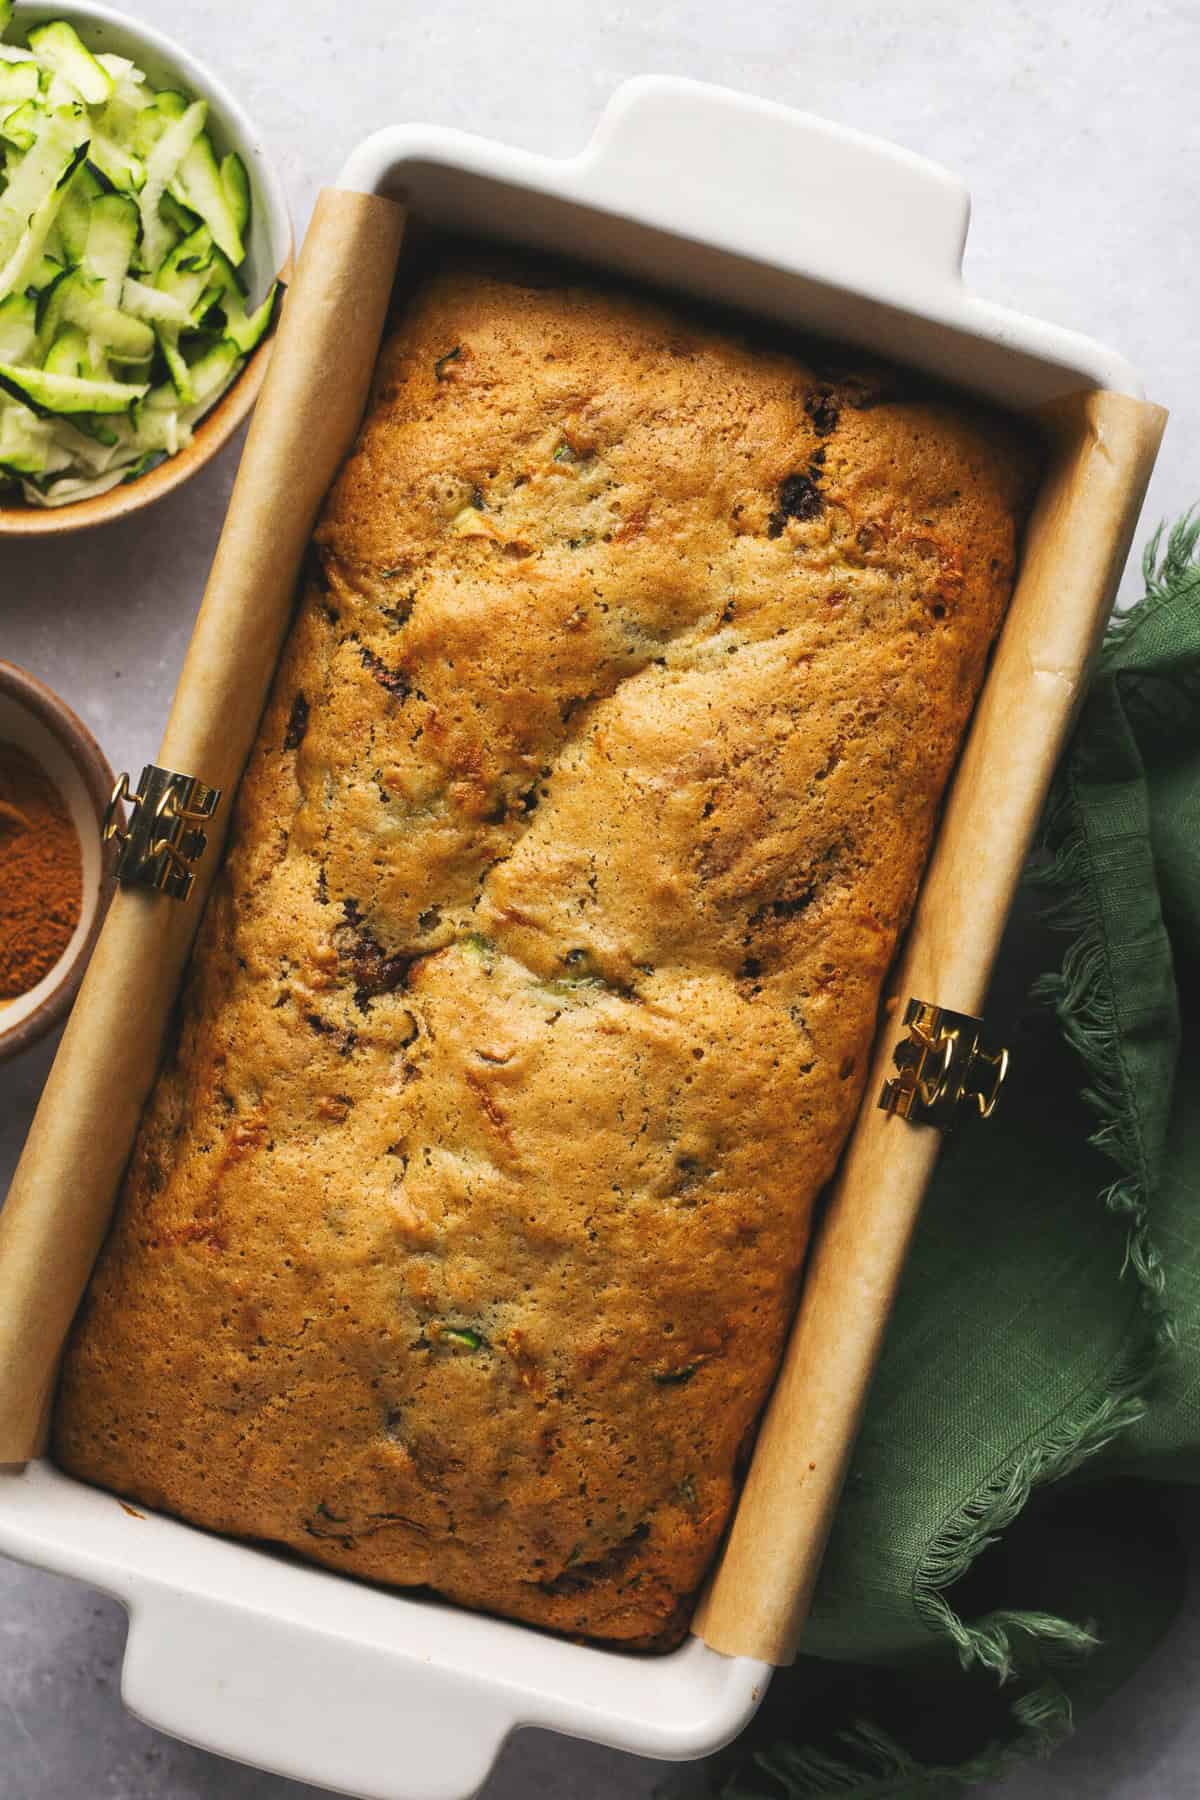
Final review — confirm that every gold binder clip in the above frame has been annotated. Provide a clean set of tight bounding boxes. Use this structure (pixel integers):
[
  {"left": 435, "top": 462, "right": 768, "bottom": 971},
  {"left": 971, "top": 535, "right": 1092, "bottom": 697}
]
[
  {"left": 103, "top": 764, "right": 222, "bottom": 902},
  {"left": 879, "top": 998, "right": 1009, "bottom": 1130},
  {"left": 101, "top": 770, "right": 135, "bottom": 847}
]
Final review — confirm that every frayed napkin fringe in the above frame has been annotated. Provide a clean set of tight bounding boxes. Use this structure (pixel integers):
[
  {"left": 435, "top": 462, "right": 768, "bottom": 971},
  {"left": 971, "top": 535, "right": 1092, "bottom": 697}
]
[{"left": 717, "top": 514, "right": 1200, "bottom": 1799}]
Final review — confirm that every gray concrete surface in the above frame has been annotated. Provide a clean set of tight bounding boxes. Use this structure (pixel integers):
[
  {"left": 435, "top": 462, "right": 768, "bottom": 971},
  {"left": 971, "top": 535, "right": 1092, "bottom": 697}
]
[{"left": 3, "top": 1, "right": 1199, "bottom": 1794}]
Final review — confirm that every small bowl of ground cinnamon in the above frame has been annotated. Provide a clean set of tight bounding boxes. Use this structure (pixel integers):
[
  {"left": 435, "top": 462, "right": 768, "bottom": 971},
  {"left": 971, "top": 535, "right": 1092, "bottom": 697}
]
[{"left": 0, "top": 662, "right": 116, "bottom": 1064}]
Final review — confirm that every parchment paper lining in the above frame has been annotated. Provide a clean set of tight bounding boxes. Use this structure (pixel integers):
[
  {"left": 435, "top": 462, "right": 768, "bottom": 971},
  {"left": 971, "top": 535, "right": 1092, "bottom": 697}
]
[{"left": 0, "top": 189, "right": 1165, "bottom": 1666}]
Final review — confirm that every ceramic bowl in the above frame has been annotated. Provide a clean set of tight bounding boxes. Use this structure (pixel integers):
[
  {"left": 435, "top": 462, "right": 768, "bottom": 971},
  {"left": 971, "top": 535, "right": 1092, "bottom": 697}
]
[
  {"left": 0, "top": 1, "right": 292, "bottom": 537},
  {"left": 0, "top": 661, "right": 115, "bottom": 1061}
]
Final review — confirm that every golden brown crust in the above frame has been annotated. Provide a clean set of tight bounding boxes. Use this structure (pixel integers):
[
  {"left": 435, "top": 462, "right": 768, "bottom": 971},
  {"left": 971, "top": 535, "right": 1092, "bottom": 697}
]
[{"left": 53, "top": 259, "right": 1037, "bottom": 1647}]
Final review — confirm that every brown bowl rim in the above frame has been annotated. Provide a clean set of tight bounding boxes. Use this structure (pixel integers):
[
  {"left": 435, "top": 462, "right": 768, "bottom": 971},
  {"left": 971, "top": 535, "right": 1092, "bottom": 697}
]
[
  {"left": 0, "top": 661, "right": 117, "bottom": 1062},
  {"left": 0, "top": 250, "right": 295, "bottom": 538}
]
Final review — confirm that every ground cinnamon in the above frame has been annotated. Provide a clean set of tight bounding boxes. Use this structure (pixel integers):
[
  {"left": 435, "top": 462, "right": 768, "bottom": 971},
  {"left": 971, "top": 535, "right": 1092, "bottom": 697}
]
[{"left": 0, "top": 742, "right": 83, "bottom": 1000}]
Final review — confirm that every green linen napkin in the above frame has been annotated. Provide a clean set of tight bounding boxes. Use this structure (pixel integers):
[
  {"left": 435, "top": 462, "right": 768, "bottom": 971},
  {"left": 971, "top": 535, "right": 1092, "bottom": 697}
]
[{"left": 704, "top": 515, "right": 1200, "bottom": 1798}]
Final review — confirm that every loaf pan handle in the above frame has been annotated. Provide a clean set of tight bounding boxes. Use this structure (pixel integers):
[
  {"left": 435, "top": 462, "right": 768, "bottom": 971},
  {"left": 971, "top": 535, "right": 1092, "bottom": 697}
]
[
  {"left": 122, "top": 1588, "right": 516, "bottom": 1800},
  {"left": 576, "top": 75, "right": 970, "bottom": 304}
]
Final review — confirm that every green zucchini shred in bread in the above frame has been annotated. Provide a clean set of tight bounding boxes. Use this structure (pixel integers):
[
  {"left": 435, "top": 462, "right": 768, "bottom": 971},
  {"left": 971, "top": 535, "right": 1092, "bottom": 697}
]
[{"left": 54, "top": 253, "right": 1038, "bottom": 1648}]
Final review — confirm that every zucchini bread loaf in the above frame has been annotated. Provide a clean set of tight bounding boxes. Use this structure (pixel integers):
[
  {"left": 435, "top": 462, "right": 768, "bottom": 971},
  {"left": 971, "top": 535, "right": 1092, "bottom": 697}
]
[{"left": 55, "top": 255, "right": 1037, "bottom": 1647}]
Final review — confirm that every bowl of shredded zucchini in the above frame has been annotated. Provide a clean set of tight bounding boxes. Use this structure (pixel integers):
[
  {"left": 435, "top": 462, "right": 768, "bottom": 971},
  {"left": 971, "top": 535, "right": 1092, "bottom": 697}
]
[{"left": 0, "top": 0, "right": 291, "bottom": 530}]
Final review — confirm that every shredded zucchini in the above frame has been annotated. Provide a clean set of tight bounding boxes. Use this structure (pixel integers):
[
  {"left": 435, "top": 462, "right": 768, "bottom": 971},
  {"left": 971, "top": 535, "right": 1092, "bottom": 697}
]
[{"left": 0, "top": 8, "right": 281, "bottom": 506}]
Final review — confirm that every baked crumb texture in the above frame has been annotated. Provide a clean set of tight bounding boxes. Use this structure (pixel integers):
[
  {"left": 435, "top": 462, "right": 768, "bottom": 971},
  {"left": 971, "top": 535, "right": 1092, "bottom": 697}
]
[{"left": 55, "top": 262, "right": 1036, "bottom": 1649}]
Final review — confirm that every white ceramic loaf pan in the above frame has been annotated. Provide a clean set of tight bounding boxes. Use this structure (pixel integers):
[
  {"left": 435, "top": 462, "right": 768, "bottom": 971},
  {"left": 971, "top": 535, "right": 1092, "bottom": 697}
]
[{"left": 0, "top": 77, "right": 1151, "bottom": 1800}]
